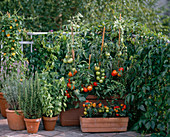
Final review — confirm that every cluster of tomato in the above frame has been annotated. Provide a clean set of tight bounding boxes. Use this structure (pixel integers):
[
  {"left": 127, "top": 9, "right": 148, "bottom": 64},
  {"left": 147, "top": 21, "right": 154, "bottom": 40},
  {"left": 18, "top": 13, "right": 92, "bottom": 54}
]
[
  {"left": 63, "top": 54, "right": 74, "bottom": 64},
  {"left": 111, "top": 67, "right": 124, "bottom": 77},
  {"left": 83, "top": 101, "right": 127, "bottom": 117},
  {"left": 95, "top": 66, "right": 106, "bottom": 83},
  {"left": 80, "top": 82, "right": 98, "bottom": 93},
  {"left": 65, "top": 68, "right": 78, "bottom": 98},
  {"left": 114, "top": 104, "right": 126, "bottom": 116}
]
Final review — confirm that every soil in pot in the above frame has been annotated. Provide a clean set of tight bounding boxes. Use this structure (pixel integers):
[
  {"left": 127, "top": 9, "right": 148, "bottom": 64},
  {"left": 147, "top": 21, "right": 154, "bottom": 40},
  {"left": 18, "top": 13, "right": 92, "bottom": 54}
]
[
  {"left": 24, "top": 118, "right": 41, "bottom": 133},
  {"left": 0, "top": 92, "right": 9, "bottom": 118},
  {"left": 6, "top": 109, "right": 25, "bottom": 130},
  {"left": 43, "top": 116, "right": 58, "bottom": 131}
]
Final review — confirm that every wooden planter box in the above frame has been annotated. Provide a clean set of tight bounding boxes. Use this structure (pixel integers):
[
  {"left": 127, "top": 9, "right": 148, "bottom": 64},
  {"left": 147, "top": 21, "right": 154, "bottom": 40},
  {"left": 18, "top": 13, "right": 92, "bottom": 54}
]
[
  {"left": 59, "top": 95, "right": 125, "bottom": 126},
  {"left": 80, "top": 117, "right": 129, "bottom": 132}
]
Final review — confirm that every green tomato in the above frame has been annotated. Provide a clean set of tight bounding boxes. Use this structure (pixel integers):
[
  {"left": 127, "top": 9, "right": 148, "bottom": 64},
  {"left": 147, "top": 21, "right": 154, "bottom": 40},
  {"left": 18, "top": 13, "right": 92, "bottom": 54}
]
[
  {"left": 99, "top": 109, "right": 102, "bottom": 113},
  {"left": 101, "top": 77, "right": 105, "bottom": 80},
  {"left": 101, "top": 69, "right": 105, "bottom": 73},
  {"left": 96, "top": 71, "right": 100, "bottom": 75},
  {"left": 68, "top": 58, "right": 73, "bottom": 63},
  {"left": 99, "top": 79, "right": 103, "bottom": 83},
  {"left": 63, "top": 58, "right": 67, "bottom": 63},
  {"left": 65, "top": 54, "right": 69, "bottom": 59},
  {"left": 95, "top": 66, "right": 100, "bottom": 71},
  {"left": 72, "top": 81, "right": 75, "bottom": 85},
  {"left": 117, "top": 51, "right": 122, "bottom": 57},
  {"left": 105, "top": 52, "right": 110, "bottom": 57},
  {"left": 102, "top": 73, "right": 105, "bottom": 76},
  {"left": 72, "top": 68, "right": 76, "bottom": 72},
  {"left": 106, "top": 110, "right": 109, "bottom": 113},
  {"left": 81, "top": 88, "right": 84, "bottom": 92},
  {"left": 96, "top": 76, "right": 100, "bottom": 80}
]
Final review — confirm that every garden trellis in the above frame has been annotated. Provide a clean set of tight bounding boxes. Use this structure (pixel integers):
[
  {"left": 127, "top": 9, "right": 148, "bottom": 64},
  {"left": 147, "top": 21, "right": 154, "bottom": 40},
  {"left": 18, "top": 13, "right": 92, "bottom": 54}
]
[{"left": 0, "top": 32, "right": 77, "bottom": 65}]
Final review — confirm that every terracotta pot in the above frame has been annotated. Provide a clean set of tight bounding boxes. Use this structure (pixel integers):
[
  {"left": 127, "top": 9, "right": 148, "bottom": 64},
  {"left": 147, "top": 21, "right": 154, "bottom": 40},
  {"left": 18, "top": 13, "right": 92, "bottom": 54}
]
[
  {"left": 6, "top": 109, "right": 26, "bottom": 130},
  {"left": 43, "top": 116, "right": 58, "bottom": 131},
  {"left": 60, "top": 108, "right": 84, "bottom": 126},
  {"left": 24, "top": 118, "right": 41, "bottom": 133},
  {"left": 0, "top": 92, "right": 9, "bottom": 118},
  {"left": 80, "top": 117, "right": 129, "bottom": 132}
]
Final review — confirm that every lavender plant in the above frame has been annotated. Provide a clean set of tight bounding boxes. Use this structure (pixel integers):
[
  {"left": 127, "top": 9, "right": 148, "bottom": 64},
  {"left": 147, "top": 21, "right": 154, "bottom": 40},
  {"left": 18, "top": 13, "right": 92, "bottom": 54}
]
[{"left": 1, "top": 61, "right": 27, "bottom": 110}]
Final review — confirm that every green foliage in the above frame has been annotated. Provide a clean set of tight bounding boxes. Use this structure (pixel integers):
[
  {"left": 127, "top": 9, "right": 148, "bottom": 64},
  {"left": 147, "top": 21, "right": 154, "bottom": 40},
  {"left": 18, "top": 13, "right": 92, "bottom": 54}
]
[
  {"left": 0, "top": 0, "right": 83, "bottom": 31},
  {"left": 125, "top": 29, "right": 169, "bottom": 135},
  {"left": 39, "top": 72, "right": 67, "bottom": 117},
  {"left": 19, "top": 72, "right": 42, "bottom": 119},
  {"left": 0, "top": 0, "right": 169, "bottom": 35}
]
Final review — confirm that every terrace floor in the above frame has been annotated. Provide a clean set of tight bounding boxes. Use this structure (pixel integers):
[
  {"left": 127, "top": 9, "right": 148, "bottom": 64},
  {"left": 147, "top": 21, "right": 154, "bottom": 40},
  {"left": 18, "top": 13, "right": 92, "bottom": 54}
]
[{"left": 0, "top": 114, "right": 150, "bottom": 137}]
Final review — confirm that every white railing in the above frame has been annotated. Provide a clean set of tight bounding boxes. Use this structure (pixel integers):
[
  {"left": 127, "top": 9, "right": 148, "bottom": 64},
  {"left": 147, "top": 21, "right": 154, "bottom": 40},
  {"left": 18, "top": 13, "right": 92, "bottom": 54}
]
[{"left": 19, "top": 32, "right": 77, "bottom": 53}]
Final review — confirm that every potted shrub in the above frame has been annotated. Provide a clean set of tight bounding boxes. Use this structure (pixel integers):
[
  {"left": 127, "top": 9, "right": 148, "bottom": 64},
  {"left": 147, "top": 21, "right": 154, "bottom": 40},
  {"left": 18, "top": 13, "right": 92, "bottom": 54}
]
[
  {"left": 80, "top": 101, "right": 129, "bottom": 132},
  {"left": 19, "top": 72, "right": 42, "bottom": 134},
  {"left": 40, "top": 72, "right": 67, "bottom": 131},
  {"left": 2, "top": 72, "right": 26, "bottom": 130}
]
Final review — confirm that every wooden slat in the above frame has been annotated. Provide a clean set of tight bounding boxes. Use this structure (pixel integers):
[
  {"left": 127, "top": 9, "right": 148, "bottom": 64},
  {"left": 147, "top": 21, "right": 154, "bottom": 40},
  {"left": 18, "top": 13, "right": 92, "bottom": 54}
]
[
  {"left": 80, "top": 117, "right": 129, "bottom": 123},
  {"left": 81, "top": 127, "right": 128, "bottom": 132}
]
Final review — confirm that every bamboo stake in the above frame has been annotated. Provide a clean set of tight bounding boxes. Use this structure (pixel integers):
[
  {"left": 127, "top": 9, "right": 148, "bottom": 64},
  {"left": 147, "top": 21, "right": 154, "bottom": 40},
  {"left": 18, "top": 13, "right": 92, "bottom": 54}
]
[
  {"left": 99, "top": 26, "right": 106, "bottom": 67},
  {"left": 119, "top": 14, "right": 121, "bottom": 47},
  {"left": 118, "top": 14, "right": 121, "bottom": 68},
  {"left": 88, "top": 54, "right": 91, "bottom": 70},
  {"left": 71, "top": 25, "right": 75, "bottom": 60}
]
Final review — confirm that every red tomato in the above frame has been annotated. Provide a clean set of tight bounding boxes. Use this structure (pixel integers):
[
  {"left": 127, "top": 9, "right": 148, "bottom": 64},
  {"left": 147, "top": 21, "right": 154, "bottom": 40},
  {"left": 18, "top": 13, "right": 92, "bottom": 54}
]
[
  {"left": 119, "top": 67, "right": 124, "bottom": 72},
  {"left": 68, "top": 79, "right": 71, "bottom": 83},
  {"left": 67, "top": 83, "right": 72, "bottom": 89},
  {"left": 68, "top": 72, "right": 73, "bottom": 77},
  {"left": 87, "top": 86, "right": 93, "bottom": 91},
  {"left": 73, "top": 70, "right": 78, "bottom": 75},
  {"left": 116, "top": 114, "right": 120, "bottom": 116},
  {"left": 66, "top": 93, "right": 71, "bottom": 98},
  {"left": 83, "top": 87, "right": 88, "bottom": 92},
  {"left": 85, "top": 100, "right": 89, "bottom": 103},
  {"left": 111, "top": 70, "right": 118, "bottom": 76},
  {"left": 93, "top": 82, "right": 98, "bottom": 86}
]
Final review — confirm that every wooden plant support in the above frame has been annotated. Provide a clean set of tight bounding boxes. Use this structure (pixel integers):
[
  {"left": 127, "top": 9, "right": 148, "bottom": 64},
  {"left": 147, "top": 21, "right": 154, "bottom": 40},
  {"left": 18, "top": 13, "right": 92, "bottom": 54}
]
[
  {"left": 99, "top": 26, "right": 106, "bottom": 67},
  {"left": 71, "top": 25, "right": 75, "bottom": 61},
  {"left": 118, "top": 13, "right": 121, "bottom": 68},
  {"left": 88, "top": 54, "right": 91, "bottom": 70}
]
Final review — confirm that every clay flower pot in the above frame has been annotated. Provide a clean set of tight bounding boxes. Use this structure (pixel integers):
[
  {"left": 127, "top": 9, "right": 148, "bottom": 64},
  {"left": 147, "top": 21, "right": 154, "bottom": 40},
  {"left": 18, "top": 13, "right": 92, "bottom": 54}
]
[
  {"left": 24, "top": 118, "right": 41, "bottom": 133},
  {"left": 80, "top": 117, "right": 129, "bottom": 132},
  {"left": 6, "top": 109, "right": 26, "bottom": 130},
  {"left": 0, "top": 92, "right": 9, "bottom": 118},
  {"left": 43, "top": 116, "right": 58, "bottom": 131}
]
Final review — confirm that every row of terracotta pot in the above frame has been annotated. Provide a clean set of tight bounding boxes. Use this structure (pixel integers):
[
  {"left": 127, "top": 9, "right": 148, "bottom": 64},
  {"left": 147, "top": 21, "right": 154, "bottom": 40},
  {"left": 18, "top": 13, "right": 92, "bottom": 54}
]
[
  {"left": 6, "top": 108, "right": 129, "bottom": 133},
  {"left": 6, "top": 109, "right": 59, "bottom": 133},
  {"left": 1, "top": 93, "right": 128, "bottom": 133}
]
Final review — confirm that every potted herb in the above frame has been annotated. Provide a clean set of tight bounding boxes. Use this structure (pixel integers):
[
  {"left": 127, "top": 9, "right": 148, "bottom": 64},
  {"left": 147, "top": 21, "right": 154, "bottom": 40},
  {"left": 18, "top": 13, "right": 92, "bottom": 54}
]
[
  {"left": 2, "top": 72, "right": 26, "bottom": 130},
  {"left": 19, "top": 72, "right": 42, "bottom": 134},
  {"left": 40, "top": 72, "right": 67, "bottom": 131},
  {"left": 80, "top": 101, "right": 129, "bottom": 132}
]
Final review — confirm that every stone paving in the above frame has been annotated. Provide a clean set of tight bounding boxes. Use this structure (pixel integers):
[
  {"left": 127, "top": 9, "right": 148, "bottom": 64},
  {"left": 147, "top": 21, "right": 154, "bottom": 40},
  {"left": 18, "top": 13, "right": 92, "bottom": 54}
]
[{"left": 0, "top": 114, "right": 151, "bottom": 137}]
